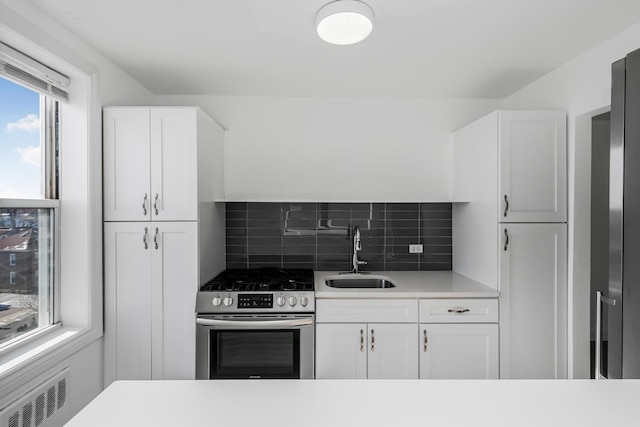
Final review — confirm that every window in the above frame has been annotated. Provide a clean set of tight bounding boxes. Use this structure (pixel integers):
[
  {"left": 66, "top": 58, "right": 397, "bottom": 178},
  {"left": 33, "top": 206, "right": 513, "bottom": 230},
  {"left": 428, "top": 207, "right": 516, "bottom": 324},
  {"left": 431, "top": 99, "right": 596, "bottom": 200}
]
[{"left": 0, "top": 42, "right": 67, "bottom": 350}]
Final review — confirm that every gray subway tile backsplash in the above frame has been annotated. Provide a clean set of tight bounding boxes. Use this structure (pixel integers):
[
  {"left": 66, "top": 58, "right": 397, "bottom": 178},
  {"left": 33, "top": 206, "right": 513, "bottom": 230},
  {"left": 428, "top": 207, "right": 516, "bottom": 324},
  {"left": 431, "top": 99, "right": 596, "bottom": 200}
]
[{"left": 225, "top": 202, "right": 452, "bottom": 271}]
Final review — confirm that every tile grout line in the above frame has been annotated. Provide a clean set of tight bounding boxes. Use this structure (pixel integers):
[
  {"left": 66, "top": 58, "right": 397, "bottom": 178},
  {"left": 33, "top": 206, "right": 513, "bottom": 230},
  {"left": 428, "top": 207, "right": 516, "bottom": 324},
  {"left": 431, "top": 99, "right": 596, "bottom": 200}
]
[{"left": 245, "top": 203, "right": 250, "bottom": 269}]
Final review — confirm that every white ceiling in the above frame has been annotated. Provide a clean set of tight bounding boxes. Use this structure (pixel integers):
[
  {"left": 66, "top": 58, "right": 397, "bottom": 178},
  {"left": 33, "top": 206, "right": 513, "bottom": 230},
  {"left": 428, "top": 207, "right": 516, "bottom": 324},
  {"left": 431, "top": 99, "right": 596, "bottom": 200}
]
[{"left": 27, "top": 0, "right": 640, "bottom": 98}]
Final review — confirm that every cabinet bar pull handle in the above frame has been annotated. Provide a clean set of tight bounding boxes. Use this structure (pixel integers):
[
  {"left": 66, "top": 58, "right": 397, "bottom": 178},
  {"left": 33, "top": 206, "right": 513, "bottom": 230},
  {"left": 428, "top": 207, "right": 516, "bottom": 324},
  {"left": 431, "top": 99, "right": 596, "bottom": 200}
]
[
  {"left": 504, "top": 228, "right": 509, "bottom": 251},
  {"left": 143, "top": 227, "right": 148, "bottom": 250},
  {"left": 595, "top": 291, "right": 616, "bottom": 380},
  {"left": 142, "top": 193, "right": 148, "bottom": 216},
  {"left": 154, "top": 227, "right": 159, "bottom": 250},
  {"left": 447, "top": 308, "right": 470, "bottom": 314},
  {"left": 360, "top": 329, "right": 364, "bottom": 352},
  {"left": 423, "top": 329, "right": 428, "bottom": 352},
  {"left": 503, "top": 194, "right": 509, "bottom": 217},
  {"left": 154, "top": 193, "right": 159, "bottom": 216},
  {"left": 371, "top": 329, "right": 375, "bottom": 352}
]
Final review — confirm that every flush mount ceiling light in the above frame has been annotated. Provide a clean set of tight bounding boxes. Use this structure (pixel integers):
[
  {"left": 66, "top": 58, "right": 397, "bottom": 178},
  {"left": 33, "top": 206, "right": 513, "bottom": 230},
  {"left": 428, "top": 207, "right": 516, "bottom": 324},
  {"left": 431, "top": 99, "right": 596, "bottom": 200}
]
[{"left": 316, "top": 0, "right": 374, "bottom": 45}]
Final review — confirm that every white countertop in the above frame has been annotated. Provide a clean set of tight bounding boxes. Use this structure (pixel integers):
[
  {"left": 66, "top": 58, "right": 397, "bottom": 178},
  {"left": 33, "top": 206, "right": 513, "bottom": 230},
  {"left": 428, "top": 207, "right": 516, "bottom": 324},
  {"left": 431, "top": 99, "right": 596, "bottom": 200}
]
[
  {"left": 314, "top": 270, "right": 498, "bottom": 298},
  {"left": 66, "top": 379, "right": 640, "bottom": 426}
]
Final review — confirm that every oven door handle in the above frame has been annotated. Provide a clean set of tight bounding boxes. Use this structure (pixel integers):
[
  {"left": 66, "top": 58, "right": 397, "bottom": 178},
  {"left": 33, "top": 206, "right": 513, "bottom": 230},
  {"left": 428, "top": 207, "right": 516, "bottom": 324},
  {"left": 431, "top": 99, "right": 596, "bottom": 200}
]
[{"left": 196, "top": 317, "right": 313, "bottom": 329}]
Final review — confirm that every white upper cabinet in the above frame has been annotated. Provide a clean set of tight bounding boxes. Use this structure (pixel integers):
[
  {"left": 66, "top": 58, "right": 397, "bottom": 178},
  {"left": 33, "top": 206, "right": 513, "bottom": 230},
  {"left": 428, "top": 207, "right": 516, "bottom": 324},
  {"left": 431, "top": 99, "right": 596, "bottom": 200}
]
[
  {"left": 499, "top": 111, "right": 566, "bottom": 223},
  {"left": 149, "top": 109, "right": 198, "bottom": 221},
  {"left": 453, "top": 110, "right": 566, "bottom": 222},
  {"left": 103, "top": 107, "right": 225, "bottom": 221},
  {"left": 103, "top": 108, "right": 152, "bottom": 221}
]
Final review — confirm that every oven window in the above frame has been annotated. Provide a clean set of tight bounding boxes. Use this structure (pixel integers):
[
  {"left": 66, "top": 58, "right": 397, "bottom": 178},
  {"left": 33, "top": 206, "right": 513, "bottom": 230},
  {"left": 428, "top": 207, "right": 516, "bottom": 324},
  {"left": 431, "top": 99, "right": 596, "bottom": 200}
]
[{"left": 210, "top": 329, "right": 301, "bottom": 379}]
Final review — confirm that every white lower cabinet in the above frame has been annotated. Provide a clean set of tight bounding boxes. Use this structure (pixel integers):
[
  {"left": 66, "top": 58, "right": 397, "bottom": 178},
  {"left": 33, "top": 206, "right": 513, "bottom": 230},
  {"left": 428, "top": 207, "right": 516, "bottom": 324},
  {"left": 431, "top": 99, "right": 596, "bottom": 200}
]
[
  {"left": 315, "top": 299, "right": 419, "bottom": 379},
  {"left": 104, "top": 221, "right": 198, "bottom": 385},
  {"left": 315, "top": 323, "right": 418, "bottom": 379},
  {"left": 315, "top": 324, "right": 367, "bottom": 379},
  {"left": 499, "top": 223, "right": 567, "bottom": 379},
  {"left": 315, "top": 297, "right": 499, "bottom": 379},
  {"left": 419, "top": 324, "right": 499, "bottom": 379},
  {"left": 368, "top": 323, "right": 419, "bottom": 379}
]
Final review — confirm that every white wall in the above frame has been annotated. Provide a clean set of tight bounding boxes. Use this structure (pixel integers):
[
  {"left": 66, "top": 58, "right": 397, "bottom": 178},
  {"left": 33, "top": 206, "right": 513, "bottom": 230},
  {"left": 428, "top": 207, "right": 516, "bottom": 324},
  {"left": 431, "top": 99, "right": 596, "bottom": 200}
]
[
  {"left": 155, "top": 95, "right": 500, "bottom": 201},
  {"left": 0, "top": 0, "right": 153, "bottom": 423},
  {"left": 501, "top": 21, "right": 640, "bottom": 379}
]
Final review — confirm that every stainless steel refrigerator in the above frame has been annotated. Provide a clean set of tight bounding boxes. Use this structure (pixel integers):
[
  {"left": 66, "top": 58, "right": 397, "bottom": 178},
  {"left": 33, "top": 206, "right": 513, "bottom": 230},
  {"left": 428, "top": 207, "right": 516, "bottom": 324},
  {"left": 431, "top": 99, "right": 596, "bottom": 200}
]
[{"left": 596, "top": 46, "right": 640, "bottom": 379}]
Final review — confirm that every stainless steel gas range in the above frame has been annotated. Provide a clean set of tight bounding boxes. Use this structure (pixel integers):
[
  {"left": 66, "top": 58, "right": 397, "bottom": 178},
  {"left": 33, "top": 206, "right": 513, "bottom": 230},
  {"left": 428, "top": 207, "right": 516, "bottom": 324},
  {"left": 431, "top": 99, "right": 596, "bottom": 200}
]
[{"left": 195, "top": 268, "right": 315, "bottom": 379}]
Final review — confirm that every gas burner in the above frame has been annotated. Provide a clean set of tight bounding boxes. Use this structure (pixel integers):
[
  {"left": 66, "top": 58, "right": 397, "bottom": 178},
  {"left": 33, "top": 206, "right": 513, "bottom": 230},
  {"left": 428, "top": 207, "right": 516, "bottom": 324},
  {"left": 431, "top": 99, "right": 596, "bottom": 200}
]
[{"left": 282, "top": 280, "right": 299, "bottom": 291}]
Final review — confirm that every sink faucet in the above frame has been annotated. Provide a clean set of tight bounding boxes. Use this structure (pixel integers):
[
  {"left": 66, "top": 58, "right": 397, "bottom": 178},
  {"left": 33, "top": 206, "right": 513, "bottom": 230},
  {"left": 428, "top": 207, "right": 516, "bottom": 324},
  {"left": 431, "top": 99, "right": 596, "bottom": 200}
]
[{"left": 352, "top": 226, "right": 367, "bottom": 274}]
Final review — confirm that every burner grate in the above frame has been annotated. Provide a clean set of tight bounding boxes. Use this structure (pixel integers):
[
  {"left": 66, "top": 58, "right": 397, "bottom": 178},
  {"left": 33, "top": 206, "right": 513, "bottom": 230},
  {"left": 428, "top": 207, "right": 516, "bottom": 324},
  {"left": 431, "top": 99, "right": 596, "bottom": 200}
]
[{"left": 200, "top": 268, "right": 314, "bottom": 292}]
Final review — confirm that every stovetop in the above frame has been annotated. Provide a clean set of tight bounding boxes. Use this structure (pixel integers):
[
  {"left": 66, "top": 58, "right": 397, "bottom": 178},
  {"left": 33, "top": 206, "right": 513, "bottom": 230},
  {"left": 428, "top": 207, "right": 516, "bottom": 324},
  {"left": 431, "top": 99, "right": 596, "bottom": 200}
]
[
  {"left": 196, "top": 268, "right": 315, "bottom": 314},
  {"left": 200, "top": 268, "right": 314, "bottom": 292}
]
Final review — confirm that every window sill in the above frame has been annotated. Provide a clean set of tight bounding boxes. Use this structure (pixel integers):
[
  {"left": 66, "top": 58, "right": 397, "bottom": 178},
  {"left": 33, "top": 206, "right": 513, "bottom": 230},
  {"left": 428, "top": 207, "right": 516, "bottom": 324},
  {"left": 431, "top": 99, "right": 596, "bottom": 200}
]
[{"left": 0, "top": 325, "right": 102, "bottom": 385}]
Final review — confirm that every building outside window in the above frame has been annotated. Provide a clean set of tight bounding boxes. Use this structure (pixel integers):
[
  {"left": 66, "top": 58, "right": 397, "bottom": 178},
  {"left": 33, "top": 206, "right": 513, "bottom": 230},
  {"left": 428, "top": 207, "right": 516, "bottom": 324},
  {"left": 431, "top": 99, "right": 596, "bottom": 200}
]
[{"left": 0, "top": 44, "right": 65, "bottom": 348}]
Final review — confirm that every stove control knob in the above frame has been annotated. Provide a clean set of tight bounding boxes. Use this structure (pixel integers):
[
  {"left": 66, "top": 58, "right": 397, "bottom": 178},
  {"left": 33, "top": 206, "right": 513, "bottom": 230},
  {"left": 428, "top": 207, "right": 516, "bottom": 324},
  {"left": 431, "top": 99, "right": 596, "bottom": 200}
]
[
  {"left": 276, "top": 296, "right": 286, "bottom": 307},
  {"left": 288, "top": 297, "right": 297, "bottom": 307},
  {"left": 223, "top": 296, "right": 234, "bottom": 307},
  {"left": 212, "top": 297, "right": 222, "bottom": 307},
  {"left": 301, "top": 297, "right": 309, "bottom": 307}
]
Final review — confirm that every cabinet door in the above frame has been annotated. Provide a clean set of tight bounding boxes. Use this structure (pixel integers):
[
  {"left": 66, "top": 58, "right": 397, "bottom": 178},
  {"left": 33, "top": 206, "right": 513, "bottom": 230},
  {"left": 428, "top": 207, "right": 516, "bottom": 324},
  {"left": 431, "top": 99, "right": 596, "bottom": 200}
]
[
  {"left": 367, "top": 324, "right": 419, "bottom": 379},
  {"left": 499, "top": 111, "right": 566, "bottom": 222},
  {"left": 150, "top": 222, "right": 198, "bottom": 380},
  {"left": 104, "top": 222, "right": 152, "bottom": 385},
  {"left": 103, "top": 108, "right": 151, "bottom": 221},
  {"left": 420, "top": 324, "right": 498, "bottom": 379},
  {"left": 150, "top": 108, "right": 198, "bottom": 221},
  {"left": 316, "top": 323, "right": 367, "bottom": 379},
  {"left": 500, "top": 223, "right": 567, "bottom": 379}
]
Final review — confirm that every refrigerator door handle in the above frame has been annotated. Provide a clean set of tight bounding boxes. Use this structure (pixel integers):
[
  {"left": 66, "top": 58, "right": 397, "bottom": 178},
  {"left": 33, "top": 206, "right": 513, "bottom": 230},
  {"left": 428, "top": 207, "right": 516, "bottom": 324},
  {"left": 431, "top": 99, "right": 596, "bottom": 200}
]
[{"left": 595, "top": 291, "right": 617, "bottom": 380}]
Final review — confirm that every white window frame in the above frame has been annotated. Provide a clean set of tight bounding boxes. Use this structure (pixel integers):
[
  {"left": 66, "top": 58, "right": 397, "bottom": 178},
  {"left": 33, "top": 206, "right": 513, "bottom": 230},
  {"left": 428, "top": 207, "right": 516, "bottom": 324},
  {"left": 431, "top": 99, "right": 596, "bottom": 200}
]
[
  {"left": 8, "top": 253, "right": 15, "bottom": 267},
  {"left": 0, "top": 75, "right": 62, "bottom": 350},
  {"left": 8, "top": 271, "right": 15, "bottom": 286},
  {"left": 0, "top": 26, "right": 103, "bottom": 387}
]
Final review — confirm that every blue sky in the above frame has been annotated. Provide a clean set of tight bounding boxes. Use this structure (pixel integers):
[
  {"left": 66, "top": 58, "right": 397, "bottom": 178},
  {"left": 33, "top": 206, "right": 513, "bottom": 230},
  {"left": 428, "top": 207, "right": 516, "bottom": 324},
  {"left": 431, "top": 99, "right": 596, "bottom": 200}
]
[{"left": 0, "top": 77, "right": 42, "bottom": 199}]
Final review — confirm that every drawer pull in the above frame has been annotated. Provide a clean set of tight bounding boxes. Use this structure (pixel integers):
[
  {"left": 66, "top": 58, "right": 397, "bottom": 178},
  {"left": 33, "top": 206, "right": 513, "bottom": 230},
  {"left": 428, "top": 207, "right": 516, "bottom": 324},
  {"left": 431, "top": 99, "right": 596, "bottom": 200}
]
[
  {"left": 423, "top": 329, "right": 428, "bottom": 352},
  {"left": 360, "top": 329, "right": 364, "bottom": 352},
  {"left": 371, "top": 329, "right": 375, "bottom": 352},
  {"left": 447, "top": 308, "right": 470, "bottom": 314}
]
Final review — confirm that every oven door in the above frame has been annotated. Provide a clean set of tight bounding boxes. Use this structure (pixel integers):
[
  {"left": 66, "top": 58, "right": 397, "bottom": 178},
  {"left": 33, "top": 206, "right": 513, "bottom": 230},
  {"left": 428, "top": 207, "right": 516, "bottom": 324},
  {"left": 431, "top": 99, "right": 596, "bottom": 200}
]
[{"left": 196, "top": 315, "right": 314, "bottom": 380}]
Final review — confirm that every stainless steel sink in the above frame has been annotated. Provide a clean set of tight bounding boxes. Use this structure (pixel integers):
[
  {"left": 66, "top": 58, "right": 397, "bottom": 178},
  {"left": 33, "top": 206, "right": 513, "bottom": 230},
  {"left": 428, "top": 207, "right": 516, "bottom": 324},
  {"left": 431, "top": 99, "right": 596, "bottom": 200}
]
[{"left": 325, "top": 276, "right": 396, "bottom": 289}]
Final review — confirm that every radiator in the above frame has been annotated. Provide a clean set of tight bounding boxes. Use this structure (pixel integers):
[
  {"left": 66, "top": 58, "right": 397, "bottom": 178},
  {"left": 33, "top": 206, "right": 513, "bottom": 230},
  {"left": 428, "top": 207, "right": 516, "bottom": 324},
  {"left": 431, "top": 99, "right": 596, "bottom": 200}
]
[{"left": 0, "top": 368, "right": 69, "bottom": 427}]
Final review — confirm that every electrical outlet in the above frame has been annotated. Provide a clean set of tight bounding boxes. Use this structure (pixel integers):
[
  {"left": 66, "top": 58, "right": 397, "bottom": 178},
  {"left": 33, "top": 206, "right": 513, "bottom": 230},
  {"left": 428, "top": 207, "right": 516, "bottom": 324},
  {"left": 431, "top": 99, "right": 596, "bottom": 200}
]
[{"left": 409, "top": 244, "right": 423, "bottom": 254}]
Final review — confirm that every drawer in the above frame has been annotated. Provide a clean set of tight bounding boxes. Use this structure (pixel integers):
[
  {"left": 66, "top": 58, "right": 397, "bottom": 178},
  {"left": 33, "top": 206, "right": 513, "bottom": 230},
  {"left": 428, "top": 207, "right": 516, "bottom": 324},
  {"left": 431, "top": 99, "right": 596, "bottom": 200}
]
[
  {"left": 419, "top": 299, "right": 498, "bottom": 323},
  {"left": 316, "top": 299, "right": 418, "bottom": 323}
]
